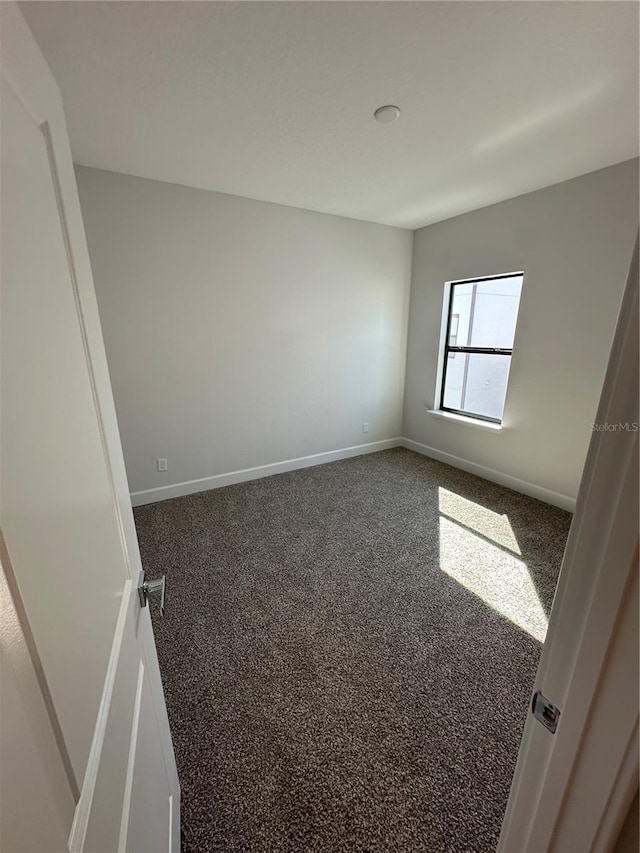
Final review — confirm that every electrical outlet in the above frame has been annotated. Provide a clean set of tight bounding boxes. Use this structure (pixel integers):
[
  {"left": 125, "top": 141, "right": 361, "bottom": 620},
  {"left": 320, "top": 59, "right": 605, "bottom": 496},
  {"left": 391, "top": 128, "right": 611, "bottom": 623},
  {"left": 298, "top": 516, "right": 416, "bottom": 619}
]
[
  {"left": 157, "top": 458, "right": 168, "bottom": 472},
  {"left": 362, "top": 422, "right": 369, "bottom": 434}
]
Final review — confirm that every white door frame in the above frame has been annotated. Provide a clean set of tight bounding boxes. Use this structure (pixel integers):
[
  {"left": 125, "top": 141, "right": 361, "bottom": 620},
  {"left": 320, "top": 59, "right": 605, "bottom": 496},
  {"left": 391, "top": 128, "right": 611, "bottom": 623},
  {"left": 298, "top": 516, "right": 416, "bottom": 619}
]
[{"left": 498, "top": 236, "right": 639, "bottom": 852}]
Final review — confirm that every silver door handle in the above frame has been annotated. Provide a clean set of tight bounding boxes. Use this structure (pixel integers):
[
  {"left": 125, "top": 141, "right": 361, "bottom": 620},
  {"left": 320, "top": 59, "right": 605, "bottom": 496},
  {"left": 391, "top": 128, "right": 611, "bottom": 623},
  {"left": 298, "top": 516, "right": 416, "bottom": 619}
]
[{"left": 137, "top": 570, "right": 166, "bottom": 616}]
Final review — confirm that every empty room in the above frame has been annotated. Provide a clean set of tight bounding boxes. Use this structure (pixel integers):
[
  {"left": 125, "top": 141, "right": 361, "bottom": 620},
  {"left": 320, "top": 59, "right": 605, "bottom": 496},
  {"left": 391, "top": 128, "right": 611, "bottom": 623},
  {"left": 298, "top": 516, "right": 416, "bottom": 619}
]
[{"left": 1, "top": 2, "right": 638, "bottom": 852}]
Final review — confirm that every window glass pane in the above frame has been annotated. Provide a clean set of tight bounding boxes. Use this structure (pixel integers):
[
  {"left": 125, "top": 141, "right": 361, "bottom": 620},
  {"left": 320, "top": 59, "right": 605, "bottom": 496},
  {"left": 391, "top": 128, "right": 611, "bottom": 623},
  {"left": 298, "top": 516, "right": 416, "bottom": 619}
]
[
  {"left": 450, "top": 275, "right": 522, "bottom": 349},
  {"left": 443, "top": 352, "right": 512, "bottom": 421}
]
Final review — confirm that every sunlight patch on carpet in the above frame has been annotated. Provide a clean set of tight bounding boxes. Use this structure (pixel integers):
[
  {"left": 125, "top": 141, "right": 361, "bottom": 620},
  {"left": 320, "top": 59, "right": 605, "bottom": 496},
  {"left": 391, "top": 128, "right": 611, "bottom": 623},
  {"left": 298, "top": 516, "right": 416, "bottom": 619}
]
[
  {"left": 438, "top": 487, "right": 522, "bottom": 554},
  {"left": 438, "top": 491, "right": 548, "bottom": 642}
]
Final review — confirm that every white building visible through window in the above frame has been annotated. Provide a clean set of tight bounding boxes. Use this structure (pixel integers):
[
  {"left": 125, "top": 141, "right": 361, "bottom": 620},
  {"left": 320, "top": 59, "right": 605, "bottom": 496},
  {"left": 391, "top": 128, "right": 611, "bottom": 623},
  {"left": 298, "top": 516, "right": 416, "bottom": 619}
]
[
  {"left": 439, "top": 273, "right": 523, "bottom": 423},
  {"left": 449, "top": 313, "right": 460, "bottom": 356}
]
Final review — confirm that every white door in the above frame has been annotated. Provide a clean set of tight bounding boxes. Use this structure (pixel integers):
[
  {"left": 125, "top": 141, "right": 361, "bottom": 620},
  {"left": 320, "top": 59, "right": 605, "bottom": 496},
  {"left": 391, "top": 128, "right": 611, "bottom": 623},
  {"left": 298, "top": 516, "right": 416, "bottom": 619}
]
[
  {"left": 498, "top": 239, "right": 639, "bottom": 851},
  {"left": 0, "top": 5, "right": 180, "bottom": 852}
]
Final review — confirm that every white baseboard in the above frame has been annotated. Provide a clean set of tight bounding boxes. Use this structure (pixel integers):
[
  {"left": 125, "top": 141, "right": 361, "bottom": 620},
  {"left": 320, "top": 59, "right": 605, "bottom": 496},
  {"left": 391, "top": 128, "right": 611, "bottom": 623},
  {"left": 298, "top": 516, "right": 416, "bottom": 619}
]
[
  {"left": 130, "top": 438, "right": 403, "bottom": 506},
  {"left": 130, "top": 435, "right": 575, "bottom": 512},
  {"left": 400, "top": 437, "right": 576, "bottom": 512}
]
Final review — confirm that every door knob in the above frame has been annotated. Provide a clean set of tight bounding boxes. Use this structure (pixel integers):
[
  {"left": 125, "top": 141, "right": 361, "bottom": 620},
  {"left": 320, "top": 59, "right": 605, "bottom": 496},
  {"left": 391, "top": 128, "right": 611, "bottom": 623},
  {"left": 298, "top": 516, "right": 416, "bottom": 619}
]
[{"left": 137, "top": 570, "right": 166, "bottom": 616}]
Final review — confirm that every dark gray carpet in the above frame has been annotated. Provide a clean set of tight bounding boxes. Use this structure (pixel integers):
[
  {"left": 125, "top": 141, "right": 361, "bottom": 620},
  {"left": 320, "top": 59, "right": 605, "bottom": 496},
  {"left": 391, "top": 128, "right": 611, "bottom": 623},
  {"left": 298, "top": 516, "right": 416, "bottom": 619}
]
[{"left": 134, "top": 448, "right": 571, "bottom": 853}]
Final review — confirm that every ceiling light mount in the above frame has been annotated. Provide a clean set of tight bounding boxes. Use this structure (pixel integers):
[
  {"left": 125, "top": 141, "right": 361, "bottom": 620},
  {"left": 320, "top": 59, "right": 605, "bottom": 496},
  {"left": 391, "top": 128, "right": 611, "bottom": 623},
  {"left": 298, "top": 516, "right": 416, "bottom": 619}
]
[{"left": 374, "top": 104, "right": 401, "bottom": 124}]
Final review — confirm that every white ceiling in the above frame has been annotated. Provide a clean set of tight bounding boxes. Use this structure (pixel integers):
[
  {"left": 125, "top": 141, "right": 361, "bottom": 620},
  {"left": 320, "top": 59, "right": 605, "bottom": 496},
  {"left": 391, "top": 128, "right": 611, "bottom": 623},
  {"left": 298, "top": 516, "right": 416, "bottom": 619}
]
[{"left": 22, "top": 1, "right": 639, "bottom": 229}]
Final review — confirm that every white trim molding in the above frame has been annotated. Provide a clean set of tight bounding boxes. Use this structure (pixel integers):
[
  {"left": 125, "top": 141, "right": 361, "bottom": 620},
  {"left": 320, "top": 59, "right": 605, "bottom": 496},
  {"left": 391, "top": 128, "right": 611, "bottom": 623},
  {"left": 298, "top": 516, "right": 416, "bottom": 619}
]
[
  {"left": 401, "top": 437, "right": 576, "bottom": 511},
  {"left": 426, "top": 408, "right": 503, "bottom": 432},
  {"left": 68, "top": 581, "right": 132, "bottom": 853},
  {"left": 130, "top": 438, "right": 403, "bottom": 506},
  {"left": 130, "top": 435, "right": 575, "bottom": 510}
]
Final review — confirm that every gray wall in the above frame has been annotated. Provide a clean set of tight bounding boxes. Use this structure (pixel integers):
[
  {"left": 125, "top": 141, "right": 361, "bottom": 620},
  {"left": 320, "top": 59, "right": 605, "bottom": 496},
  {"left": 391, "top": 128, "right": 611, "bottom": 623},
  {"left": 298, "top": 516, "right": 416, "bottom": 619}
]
[
  {"left": 76, "top": 167, "right": 413, "bottom": 498},
  {"left": 403, "top": 159, "right": 639, "bottom": 504}
]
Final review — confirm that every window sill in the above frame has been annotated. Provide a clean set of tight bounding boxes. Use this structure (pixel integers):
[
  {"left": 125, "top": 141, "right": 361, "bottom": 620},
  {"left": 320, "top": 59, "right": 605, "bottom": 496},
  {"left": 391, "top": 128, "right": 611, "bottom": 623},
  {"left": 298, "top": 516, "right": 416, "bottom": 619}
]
[{"left": 427, "top": 409, "right": 503, "bottom": 431}]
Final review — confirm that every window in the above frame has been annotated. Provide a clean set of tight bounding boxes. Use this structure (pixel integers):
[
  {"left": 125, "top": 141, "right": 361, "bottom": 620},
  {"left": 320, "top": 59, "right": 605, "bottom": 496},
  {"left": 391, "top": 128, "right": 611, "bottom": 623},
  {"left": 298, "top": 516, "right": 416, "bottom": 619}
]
[
  {"left": 439, "top": 273, "right": 523, "bottom": 424},
  {"left": 448, "top": 313, "right": 459, "bottom": 356}
]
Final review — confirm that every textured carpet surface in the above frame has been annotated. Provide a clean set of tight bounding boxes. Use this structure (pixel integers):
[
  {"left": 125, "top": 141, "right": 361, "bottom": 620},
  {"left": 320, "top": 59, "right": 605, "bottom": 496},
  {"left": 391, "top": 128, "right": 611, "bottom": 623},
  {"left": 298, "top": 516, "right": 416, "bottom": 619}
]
[{"left": 134, "top": 449, "right": 571, "bottom": 853}]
